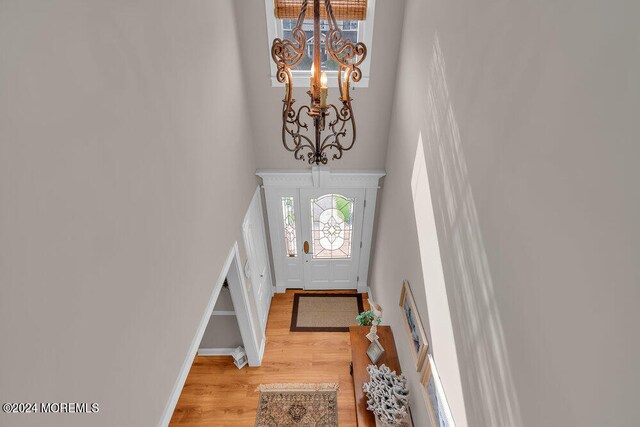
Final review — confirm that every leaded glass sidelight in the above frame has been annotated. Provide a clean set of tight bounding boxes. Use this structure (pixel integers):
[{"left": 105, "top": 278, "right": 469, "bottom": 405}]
[
  {"left": 281, "top": 197, "right": 297, "bottom": 257},
  {"left": 310, "top": 194, "right": 355, "bottom": 259}
]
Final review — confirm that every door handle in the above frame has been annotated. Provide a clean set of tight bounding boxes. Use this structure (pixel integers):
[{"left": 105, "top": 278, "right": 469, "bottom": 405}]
[{"left": 303, "top": 241, "right": 309, "bottom": 254}]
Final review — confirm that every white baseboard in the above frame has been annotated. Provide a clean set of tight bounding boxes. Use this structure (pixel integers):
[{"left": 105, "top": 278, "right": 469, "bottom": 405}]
[
  {"left": 211, "top": 310, "right": 236, "bottom": 316},
  {"left": 197, "top": 348, "right": 236, "bottom": 356},
  {"left": 366, "top": 286, "right": 374, "bottom": 301},
  {"left": 275, "top": 284, "right": 287, "bottom": 293}
]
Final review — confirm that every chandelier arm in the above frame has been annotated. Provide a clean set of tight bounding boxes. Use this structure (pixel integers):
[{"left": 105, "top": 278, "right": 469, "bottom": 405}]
[
  {"left": 285, "top": 107, "right": 314, "bottom": 147},
  {"left": 338, "top": 67, "right": 352, "bottom": 101},
  {"left": 279, "top": 67, "right": 300, "bottom": 152},
  {"left": 328, "top": 101, "right": 352, "bottom": 128},
  {"left": 324, "top": 14, "right": 366, "bottom": 69},
  {"left": 281, "top": 68, "right": 294, "bottom": 105},
  {"left": 323, "top": 142, "right": 346, "bottom": 161},
  {"left": 321, "top": 132, "right": 347, "bottom": 152},
  {"left": 323, "top": 105, "right": 347, "bottom": 144},
  {"left": 324, "top": 0, "right": 338, "bottom": 28},
  {"left": 318, "top": 104, "right": 351, "bottom": 161},
  {"left": 282, "top": 104, "right": 317, "bottom": 163},
  {"left": 325, "top": 104, "right": 341, "bottom": 130},
  {"left": 281, "top": 105, "right": 302, "bottom": 154},
  {"left": 329, "top": 102, "right": 357, "bottom": 153},
  {"left": 294, "top": 106, "right": 313, "bottom": 135},
  {"left": 295, "top": 0, "right": 308, "bottom": 28},
  {"left": 327, "top": 36, "right": 367, "bottom": 67},
  {"left": 271, "top": 34, "right": 307, "bottom": 81},
  {"left": 271, "top": 0, "right": 308, "bottom": 83},
  {"left": 319, "top": 129, "right": 348, "bottom": 161},
  {"left": 323, "top": 0, "right": 367, "bottom": 90}
]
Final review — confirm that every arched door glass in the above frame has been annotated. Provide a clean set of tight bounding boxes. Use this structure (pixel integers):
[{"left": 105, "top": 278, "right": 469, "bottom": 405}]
[{"left": 309, "top": 194, "right": 355, "bottom": 259}]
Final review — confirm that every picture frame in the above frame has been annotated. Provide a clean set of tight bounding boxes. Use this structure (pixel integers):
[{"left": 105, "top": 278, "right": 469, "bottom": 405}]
[
  {"left": 366, "top": 339, "right": 385, "bottom": 364},
  {"left": 399, "top": 280, "right": 428, "bottom": 370},
  {"left": 420, "top": 355, "right": 455, "bottom": 427}
]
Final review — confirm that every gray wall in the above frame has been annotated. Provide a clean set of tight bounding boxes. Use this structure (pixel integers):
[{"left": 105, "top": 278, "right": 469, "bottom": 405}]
[
  {"left": 199, "top": 316, "right": 243, "bottom": 350},
  {"left": 370, "top": 0, "right": 640, "bottom": 426},
  {"left": 0, "top": 1, "right": 257, "bottom": 426},
  {"left": 232, "top": 0, "right": 406, "bottom": 170},
  {"left": 213, "top": 287, "right": 235, "bottom": 311},
  {"left": 199, "top": 288, "right": 243, "bottom": 350}
]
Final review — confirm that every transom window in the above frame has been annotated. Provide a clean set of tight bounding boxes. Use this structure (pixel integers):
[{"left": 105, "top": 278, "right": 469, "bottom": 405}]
[
  {"left": 310, "top": 194, "right": 354, "bottom": 259},
  {"left": 265, "top": 0, "right": 376, "bottom": 87}
]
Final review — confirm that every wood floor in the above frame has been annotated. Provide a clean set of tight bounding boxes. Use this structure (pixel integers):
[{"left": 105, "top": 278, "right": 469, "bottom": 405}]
[{"left": 170, "top": 290, "right": 369, "bottom": 427}]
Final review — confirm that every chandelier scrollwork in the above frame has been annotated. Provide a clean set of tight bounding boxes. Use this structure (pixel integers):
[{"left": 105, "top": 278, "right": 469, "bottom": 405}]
[{"left": 271, "top": 0, "right": 368, "bottom": 165}]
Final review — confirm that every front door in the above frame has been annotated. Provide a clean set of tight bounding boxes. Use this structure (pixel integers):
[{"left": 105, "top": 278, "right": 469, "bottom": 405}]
[{"left": 299, "top": 188, "right": 365, "bottom": 290}]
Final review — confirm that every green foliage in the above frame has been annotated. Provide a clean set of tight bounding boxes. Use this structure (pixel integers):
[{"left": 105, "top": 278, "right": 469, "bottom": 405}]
[
  {"left": 356, "top": 310, "right": 382, "bottom": 326},
  {"left": 285, "top": 198, "right": 295, "bottom": 224},
  {"left": 335, "top": 195, "right": 352, "bottom": 224}
]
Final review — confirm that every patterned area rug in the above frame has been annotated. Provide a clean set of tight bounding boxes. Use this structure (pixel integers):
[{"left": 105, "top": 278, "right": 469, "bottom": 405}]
[{"left": 255, "top": 383, "right": 339, "bottom": 426}]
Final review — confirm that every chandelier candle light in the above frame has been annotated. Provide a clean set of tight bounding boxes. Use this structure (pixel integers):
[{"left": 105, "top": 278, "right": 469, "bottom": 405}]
[{"left": 271, "top": 0, "right": 368, "bottom": 164}]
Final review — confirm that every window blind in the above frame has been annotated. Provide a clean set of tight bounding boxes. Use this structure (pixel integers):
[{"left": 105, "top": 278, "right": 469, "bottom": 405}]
[{"left": 274, "top": 0, "right": 367, "bottom": 21}]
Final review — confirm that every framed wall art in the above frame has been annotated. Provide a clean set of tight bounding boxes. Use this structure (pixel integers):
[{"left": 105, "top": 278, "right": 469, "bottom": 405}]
[
  {"left": 399, "top": 280, "right": 428, "bottom": 370},
  {"left": 421, "top": 354, "right": 455, "bottom": 427}
]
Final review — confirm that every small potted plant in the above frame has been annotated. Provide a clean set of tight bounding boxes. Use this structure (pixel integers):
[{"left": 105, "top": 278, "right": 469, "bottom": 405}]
[{"left": 356, "top": 310, "right": 378, "bottom": 326}]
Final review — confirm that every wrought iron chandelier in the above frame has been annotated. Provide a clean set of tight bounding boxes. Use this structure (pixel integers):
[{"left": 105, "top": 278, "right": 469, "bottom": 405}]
[{"left": 271, "top": 0, "right": 367, "bottom": 165}]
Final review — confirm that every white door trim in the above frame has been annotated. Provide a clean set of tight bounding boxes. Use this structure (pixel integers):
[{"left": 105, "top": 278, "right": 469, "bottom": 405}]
[
  {"left": 242, "top": 186, "right": 274, "bottom": 333},
  {"left": 159, "top": 242, "right": 262, "bottom": 427},
  {"left": 226, "top": 243, "right": 262, "bottom": 366}
]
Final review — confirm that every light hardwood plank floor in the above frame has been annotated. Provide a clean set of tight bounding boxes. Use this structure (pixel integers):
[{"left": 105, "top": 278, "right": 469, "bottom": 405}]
[{"left": 170, "top": 290, "right": 369, "bottom": 427}]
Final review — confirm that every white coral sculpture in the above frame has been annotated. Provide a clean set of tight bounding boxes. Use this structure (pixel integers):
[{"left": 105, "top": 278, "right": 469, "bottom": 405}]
[{"left": 362, "top": 364, "right": 410, "bottom": 425}]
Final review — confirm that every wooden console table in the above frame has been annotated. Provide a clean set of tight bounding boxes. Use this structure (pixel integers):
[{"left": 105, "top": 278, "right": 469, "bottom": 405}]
[{"left": 349, "top": 326, "right": 402, "bottom": 426}]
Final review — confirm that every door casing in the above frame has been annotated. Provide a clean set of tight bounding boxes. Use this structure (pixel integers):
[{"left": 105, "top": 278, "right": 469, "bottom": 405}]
[
  {"left": 242, "top": 187, "right": 273, "bottom": 334},
  {"left": 258, "top": 167, "right": 385, "bottom": 293}
]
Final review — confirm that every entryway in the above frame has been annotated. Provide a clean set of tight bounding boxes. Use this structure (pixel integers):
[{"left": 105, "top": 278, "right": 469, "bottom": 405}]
[
  {"left": 169, "top": 290, "right": 370, "bottom": 426},
  {"left": 258, "top": 168, "right": 385, "bottom": 293}
]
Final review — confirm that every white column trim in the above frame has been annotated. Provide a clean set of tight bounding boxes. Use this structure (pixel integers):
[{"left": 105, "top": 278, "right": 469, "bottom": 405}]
[{"left": 257, "top": 167, "right": 385, "bottom": 189}]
